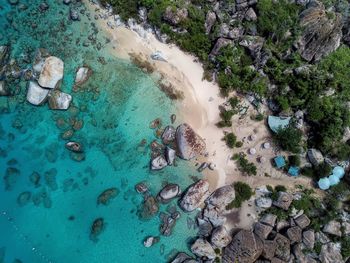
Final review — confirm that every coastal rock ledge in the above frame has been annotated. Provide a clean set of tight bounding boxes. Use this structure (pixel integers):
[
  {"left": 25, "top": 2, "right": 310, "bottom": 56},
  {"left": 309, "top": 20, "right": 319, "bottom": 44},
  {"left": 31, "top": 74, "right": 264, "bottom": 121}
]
[{"left": 176, "top": 123, "right": 206, "bottom": 160}]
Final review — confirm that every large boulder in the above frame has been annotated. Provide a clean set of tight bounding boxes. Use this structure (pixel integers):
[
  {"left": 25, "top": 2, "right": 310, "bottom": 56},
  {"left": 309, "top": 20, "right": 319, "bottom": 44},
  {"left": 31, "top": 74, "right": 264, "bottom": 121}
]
[
  {"left": 307, "top": 148, "right": 324, "bottom": 166},
  {"left": 273, "top": 192, "right": 293, "bottom": 210},
  {"left": 26, "top": 81, "right": 49, "bottom": 105},
  {"left": 286, "top": 226, "right": 302, "bottom": 244},
  {"left": 273, "top": 233, "right": 291, "bottom": 261},
  {"left": 303, "top": 230, "right": 315, "bottom": 250},
  {"left": 38, "top": 56, "right": 64, "bottom": 89},
  {"left": 191, "top": 238, "right": 216, "bottom": 259},
  {"left": 151, "top": 155, "right": 168, "bottom": 170},
  {"left": 162, "top": 126, "right": 176, "bottom": 144},
  {"left": 176, "top": 123, "right": 206, "bottom": 160},
  {"left": 323, "top": 220, "right": 342, "bottom": 237},
  {"left": 179, "top": 179, "right": 210, "bottom": 212},
  {"left": 319, "top": 242, "right": 344, "bottom": 263},
  {"left": 297, "top": 1, "right": 343, "bottom": 62},
  {"left": 48, "top": 90, "right": 72, "bottom": 110},
  {"left": 256, "top": 197, "right": 273, "bottom": 208},
  {"left": 294, "top": 214, "right": 311, "bottom": 229},
  {"left": 163, "top": 6, "right": 188, "bottom": 26},
  {"left": 32, "top": 48, "right": 50, "bottom": 76},
  {"left": 157, "top": 184, "right": 180, "bottom": 203},
  {"left": 205, "top": 11, "right": 216, "bottom": 34},
  {"left": 222, "top": 230, "right": 263, "bottom": 263},
  {"left": 262, "top": 240, "right": 276, "bottom": 260},
  {"left": 165, "top": 147, "right": 176, "bottom": 165},
  {"left": 254, "top": 222, "right": 273, "bottom": 240},
  {"left": 210, "top": 38, "right": 233, "bottom": 57},
  {"left": 211, "top": 226, "right": 232, "bottom": 248},
  {"left": 203, "top": 204, "right": 226, "bottom": 227},
  {"left": 74, "top": 66, "right": 92, "bottom": 86},
  {"left": 170, "top": 252, "right": 194, "bottom": 263},
  {"left": 206, "top": 185, "right": 235, "bottom": 212},
  {"left": 260, "top": 214, "right": 277, "bottom": 227}
]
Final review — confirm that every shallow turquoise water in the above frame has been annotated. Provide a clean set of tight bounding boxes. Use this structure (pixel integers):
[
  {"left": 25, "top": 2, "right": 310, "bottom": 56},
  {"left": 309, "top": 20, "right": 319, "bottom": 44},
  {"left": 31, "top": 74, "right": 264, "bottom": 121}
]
[{"left": 0, "top": 1, "right": 200, "bottom": 262}]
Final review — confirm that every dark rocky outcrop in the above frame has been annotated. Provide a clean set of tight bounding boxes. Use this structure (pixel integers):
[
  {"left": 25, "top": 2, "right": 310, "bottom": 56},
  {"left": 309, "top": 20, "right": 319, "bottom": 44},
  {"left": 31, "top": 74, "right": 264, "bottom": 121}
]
[
  {"left": 90, "top": 218, "right": 105, "bottom": 242},
  {"left": 222, "top": 230, "right": 263, "bottom": 263},
  {"left": 297, "top": 1, "right": 343, "bottom": 62}
]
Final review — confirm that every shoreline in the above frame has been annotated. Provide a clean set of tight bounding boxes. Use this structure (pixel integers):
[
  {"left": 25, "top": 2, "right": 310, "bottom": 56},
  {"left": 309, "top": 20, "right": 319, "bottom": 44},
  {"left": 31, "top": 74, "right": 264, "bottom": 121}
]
[{"left": 83, "top": 0, "right": 232, "bottom": 190}]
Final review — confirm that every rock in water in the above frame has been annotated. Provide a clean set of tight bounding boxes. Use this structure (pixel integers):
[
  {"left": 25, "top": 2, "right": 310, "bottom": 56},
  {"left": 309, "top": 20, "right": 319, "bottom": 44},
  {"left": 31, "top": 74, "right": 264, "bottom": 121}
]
[
  {"left": 151, "top": 155, "right": 168, "bottom": 170},
  {"left": 297, "top": 1, "right": 343, "bottom": 62},
  {"left": 65, "top": 142, "right": 83, "bottom": 153},
  {"left": 97, "top": 187, "right": 119, "bottom": 205},
  {"left": 179, "top": 179, "right": 210, "bottom": 212},
  {"left": 26, "top": 81, "right": 49, "bottom": 105},
  {"left": 90, "top": 218, "right": 105, "bottom": 242},
  {"left": 74, "top": 66, "right": 92, "bottom": 86},
  {"left": 191, "top": 238, "right": 216, "bottom": 259},
  {"left": 38, "top": 56, "right": 64, "bottom": 89},
  {"left": 143, "top": 236, "right": 159, "bottom": 247},
  {"left": 161, "top": 126, "right": 176, "bottom": 144},
  {"left": 175, "top": 123, "right": 206, "bottom": 160},
  {"left": 138, "top": 196, "right": 159, "bottom": 220},
  {"left": 48, "top": 90, "right": 72, "bottom": 110},
  {"left": 157, "top": 184, "right": 180, "bottom": 203},
  {"left": 222, "top": 230, "right": 263, "bottom": 263},
  {"left": 165, "top": 147, "right": 176, "bottom": 165}
]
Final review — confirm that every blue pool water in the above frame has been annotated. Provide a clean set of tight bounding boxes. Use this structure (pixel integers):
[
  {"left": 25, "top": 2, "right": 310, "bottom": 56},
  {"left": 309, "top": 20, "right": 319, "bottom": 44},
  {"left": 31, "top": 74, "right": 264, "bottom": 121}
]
[{"left": 0, "top": 1, "right": 200, "bottom": 262}]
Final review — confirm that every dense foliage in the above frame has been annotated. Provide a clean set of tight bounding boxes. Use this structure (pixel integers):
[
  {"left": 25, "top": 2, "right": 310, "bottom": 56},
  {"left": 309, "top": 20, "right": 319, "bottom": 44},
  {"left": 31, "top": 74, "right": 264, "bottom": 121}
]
[
  {"left": 273, "top": 125, "right": 302, "bottom": 154},
  {"left": 226, "top": 182, "right": 254, "bottom": 209}
]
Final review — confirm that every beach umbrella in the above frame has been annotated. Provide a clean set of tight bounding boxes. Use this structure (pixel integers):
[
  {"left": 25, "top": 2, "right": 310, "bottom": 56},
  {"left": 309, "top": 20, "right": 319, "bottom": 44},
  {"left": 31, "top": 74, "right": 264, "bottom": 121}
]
[
  {"left": 318, "top": 177, "right": 330, "bottom": 190},
  {"left": 333, "top": 166, "right": 345, "bottom": 179},
  {"left": 328, "top": 174, "right": 340, "bottom": 186}
]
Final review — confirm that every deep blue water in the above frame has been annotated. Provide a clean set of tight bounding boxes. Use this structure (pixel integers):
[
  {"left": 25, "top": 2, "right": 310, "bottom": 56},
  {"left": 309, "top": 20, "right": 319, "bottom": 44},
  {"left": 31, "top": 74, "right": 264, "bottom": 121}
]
[{"left": 0, "top": 1, "right": 200, "bottom": 262}]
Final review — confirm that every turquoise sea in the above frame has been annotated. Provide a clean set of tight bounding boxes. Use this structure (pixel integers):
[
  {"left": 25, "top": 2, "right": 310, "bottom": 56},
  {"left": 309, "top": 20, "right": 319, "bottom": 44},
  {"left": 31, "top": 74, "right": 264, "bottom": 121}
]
[{"left": 0, "top": 1, "right": 200, "bottom": 262}]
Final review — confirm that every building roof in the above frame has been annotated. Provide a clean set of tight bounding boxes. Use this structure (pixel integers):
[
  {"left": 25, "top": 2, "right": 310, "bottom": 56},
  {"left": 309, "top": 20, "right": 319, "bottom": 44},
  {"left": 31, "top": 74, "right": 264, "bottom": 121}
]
[
  {"left": 333, "top": 166, "right": 345, "bottom": 179},
  {"left": 274, "top": 156, "right": 286, "bottom": 168},
  {"left": 288, "top": 166, "right": 299, "bottom": 177},
  {"left": 268, "top": 116, "right": 291, "bottom": 133}
]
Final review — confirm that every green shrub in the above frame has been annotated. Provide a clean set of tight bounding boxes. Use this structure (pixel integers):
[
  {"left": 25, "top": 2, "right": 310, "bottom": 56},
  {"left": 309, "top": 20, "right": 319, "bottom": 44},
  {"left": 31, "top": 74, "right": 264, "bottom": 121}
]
[
  {"left": 273, "top": 125, "right": 302, "bottom": 154},
  {"left": 288, "top": 155, "right": 301, "bottom": 166},
  {"left": 341, "top": 237, "right": 350, "bottom": 258},
  {"left": 235, "top": 141, "right": 243, "bottom": 148},
  {"left": 226, "top": 182, "right": 253, "bottom": 209},
  {"left": 233, "top": 154, "right": 257, "bottom": 176},
  {"left": 224, "top": 133, "right": 237, "bottom": 148}
]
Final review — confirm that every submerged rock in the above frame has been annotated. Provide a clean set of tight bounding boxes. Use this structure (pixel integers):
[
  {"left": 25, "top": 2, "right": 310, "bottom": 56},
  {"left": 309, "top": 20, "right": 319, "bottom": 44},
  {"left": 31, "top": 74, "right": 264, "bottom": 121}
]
[
  {"left": 3, "top": 167, "right": 20, "bottom": 191},
  {"left": 157, "top": 184, "right": 180, "bottom": 203},
  {"left": 135, "top": 182, "right": 148, "bottom": 194},
  {"left": 38, "top": 56, "right": 64, "bottom": 89},
  {"left": 160, "top": 212, "right": 177, "bottom": 236},
  {"left": 138, "top": 196, "right": 159, "bottom": 220},
  {"left": 48, "top": 90, "right": 72, "bottom": 110},
  {"left": 90, "top": 218, "right": 105, "bottom": 242},
  {"left": 0, "top": 81, "right": 9, "bottom": 96},
  {"left": 97, "top": 187, "right": 119, "bottom": 205},
  {"left": 26, "top": 81, "right": 49, "bottom": 106},
  {"left": 33, "top": 48, "right": 50, "bottom": 76},
  {"left": 44, "top": 168, "right": 58, "bottom": 191},
  {"left": 176, "top": 123, "right": 206, "bottom": 160},
  {"left": 17, "top": 191, "right": 32, "bottom": 206},
  {"left": 179, "top": 179, "right": 210, "bottom": 212},
  {"left": 29, "top": 172, "right": 41, "bottom": 187}
]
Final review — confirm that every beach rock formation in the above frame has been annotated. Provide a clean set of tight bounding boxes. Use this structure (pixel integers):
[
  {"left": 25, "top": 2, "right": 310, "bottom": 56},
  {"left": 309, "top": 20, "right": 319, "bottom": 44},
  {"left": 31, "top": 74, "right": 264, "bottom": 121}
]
[
  {"left": 297, "top": 1, "right": 343, "bottom": 62},
  {"left": 38, "top": 56, "right": 64, "bottom": 89},
  {"left": 138, "top": 196, "right": 159, "bottom": 219},
  {"left": 176, "top": 123, "right": 206, "bottom": 160},
  {"left": 97, "top": 187, "right": 119, "bottom": 205},
  {"left": 26, "top": 81, "right": 49, "bottom": 106},
  {"left": 206, "top": 185, "right": 235, "bottom": 212},
  {"left": 161, "top": 125, "right": 176, "bottom": 144},
  {"left": 65, "top": 142, "right": 83, "bottom": 153},
  {"left": 191, "top": 238, "right": 216, "bottom": 259},
  {"left": 48, "top": 90, "right": 72, "bottom": 110},
  {"left": 273, "top": 192, "right": 293, "bottom": 210},
  {"left": 222, "top": 230, "right": 263, "bottom": 263},
  {"left": 179, "top": 179, "right": 210, "bottom": 212},
  {"left": 157, "top": 184, "right": 180, "bottom": 203},
  {"left": 165, "top": 147, "right": 176, "bottom": 165},
  {"left": 170, "top": 252, "right": 194, "bottom": 263}
]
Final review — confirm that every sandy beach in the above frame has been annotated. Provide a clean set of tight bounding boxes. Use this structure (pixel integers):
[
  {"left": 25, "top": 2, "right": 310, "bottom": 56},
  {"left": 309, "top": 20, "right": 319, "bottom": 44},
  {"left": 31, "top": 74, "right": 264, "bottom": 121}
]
[{"left": 84, "top": 0, "right": 314, "bottom": 197}]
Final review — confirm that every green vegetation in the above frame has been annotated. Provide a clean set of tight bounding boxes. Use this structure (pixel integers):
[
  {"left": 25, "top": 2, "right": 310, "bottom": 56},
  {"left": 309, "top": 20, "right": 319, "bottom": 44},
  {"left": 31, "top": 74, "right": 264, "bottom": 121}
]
[
  {"left": 232, "top": 153, "right": 257, "bottom": 176},
  {"left": 341, "top": 236, "right": 350, "bottom": 258},
  {"left": 273, "top": 125, "right": 302, "bottom": 153},
  {"left": 223, "top": 133, "right": 237, "bottom": 148},
  {"left": 288, "top": 155, "right": 301, "bottom": 166},
  {"left": 226, "top": 182, "right": 253, "bottom": 209}
]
